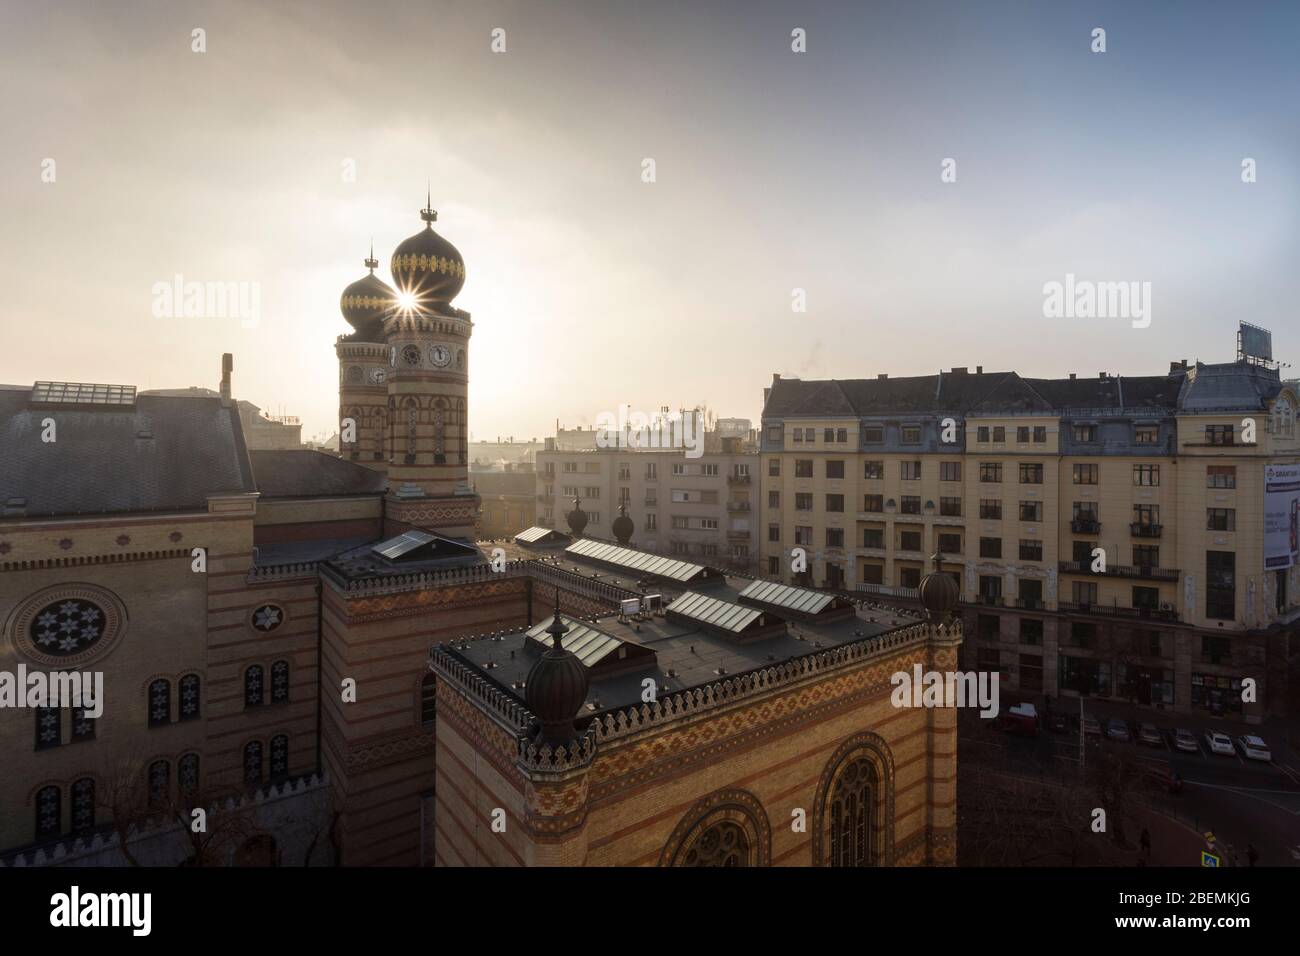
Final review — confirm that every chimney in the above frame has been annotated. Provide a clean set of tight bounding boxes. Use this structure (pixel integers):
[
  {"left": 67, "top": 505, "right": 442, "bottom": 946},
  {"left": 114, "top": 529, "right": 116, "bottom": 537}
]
[
  {"left": 220, "top": 353, "right": 233, "bottom": 404},
  {"left": 1098, "top": 372, "right": 1107, "bottom": 380},
  {"left": 976, "top": 365, "right": 983, "bottom": 374},
  {"left": 1181, "top": 359, "right": 1188, "bottom": 369},
  {"left": 877, "top": 373, "right": 888, "bottom": 380},
  {"left": 1169, "top": 361, "right": 1181, "bottom": 373},
  {"left": 1069, "top": 373, "right": 1076, "bottom": 380},
  {"left": 951, "top": 367, "right": 968, "bottom": 375}
]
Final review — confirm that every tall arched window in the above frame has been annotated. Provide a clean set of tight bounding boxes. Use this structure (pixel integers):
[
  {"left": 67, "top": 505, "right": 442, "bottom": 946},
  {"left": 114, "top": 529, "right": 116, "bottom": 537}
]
[
  {"left": 243, "top": 740, "right": 263, "bottom": 786},
  {"left": 405, "top": 398, "right": 418, "bottom": 460},
  {"left": 178, "top": 753, "right": 200, "bottom": 799},
  {"left": 433, "top": 399, "right": 446, "bottom": 464},
  {"left": 269, "top": 735, "right": 289, "bottom": 780},
  {"left": 179, "top": 674, "right": 201, "bottom": 720},
  {"left": 147, "top": 760, "right": 170, "bottom": 808},
  {"left": 148, "top": 678, "right": 171, "bottom": 726},
  {"left": 35, "top": 707, "right": 61, "bottom": 750},
  {"left": 71, "top": 706, "right": 95, "bottom": 741},
  {"left": 71, "top": 777, "right": 95, "bottom": 834},
  {"left": 420, "top": 672, "right": 437, "bottom": 727},
  {"left": 456, "top": 399, "right": 467, "bottom": 464},
  {"left": 830, "top": 757, "right": 874, "bottom": 867},
  {"left": 244, "top": 665, "right": 264, "bottom": 707},
  {"left": 270, "top": 660, "right": 289, "bottom": 703},
  {"left": 35, "top": 785, "right": 61, "bottom": 838}
]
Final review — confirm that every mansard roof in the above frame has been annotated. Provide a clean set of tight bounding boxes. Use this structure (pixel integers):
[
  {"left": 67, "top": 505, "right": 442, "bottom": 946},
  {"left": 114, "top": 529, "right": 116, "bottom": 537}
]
[{"left": 250, "top": 449, "right": 387, "bottom": 498}]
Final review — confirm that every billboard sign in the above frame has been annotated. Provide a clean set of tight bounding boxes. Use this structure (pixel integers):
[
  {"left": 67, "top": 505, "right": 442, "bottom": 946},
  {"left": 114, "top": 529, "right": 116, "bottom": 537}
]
[
  {"left": 1264, "top": 463, "right": 1300, "bottom": 570},
  {"left": 1240, "top": 322, "right": 1273, "bottom": 362}
]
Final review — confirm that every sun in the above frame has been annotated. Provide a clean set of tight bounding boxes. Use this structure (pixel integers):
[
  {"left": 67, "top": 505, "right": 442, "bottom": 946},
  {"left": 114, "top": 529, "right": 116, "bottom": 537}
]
[{"left": 397, "top": 291, "right": 417, "bottom": 311}]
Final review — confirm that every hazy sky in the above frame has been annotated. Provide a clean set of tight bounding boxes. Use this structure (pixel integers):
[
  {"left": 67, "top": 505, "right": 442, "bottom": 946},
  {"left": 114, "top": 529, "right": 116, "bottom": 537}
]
[{"left": 3, "top": 0, "right": 1298, "bottom": 443}]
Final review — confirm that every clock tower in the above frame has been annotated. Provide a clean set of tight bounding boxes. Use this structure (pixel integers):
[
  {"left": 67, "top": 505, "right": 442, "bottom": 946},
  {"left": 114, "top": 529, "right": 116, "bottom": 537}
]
[{"left": 378, "top": 196, "right": 478, "bottom": 538}]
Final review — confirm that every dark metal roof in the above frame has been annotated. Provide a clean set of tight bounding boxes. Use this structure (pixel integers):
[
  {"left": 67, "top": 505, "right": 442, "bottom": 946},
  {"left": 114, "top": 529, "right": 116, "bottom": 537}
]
[
  {"left": 250, "top": 450, "right": 387, "bottom": 498},
  {"left": 0, "top": 388, "right": 254, "bottom": 517},
  {"left": 565, "top": 538, "right": 719, "bottom": 584}
]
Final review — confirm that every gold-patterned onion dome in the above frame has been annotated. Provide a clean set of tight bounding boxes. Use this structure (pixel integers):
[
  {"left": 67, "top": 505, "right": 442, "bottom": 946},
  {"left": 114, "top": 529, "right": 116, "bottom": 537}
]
[
  {"left": 390, "top": 205, "right": 466, "bottom": 306},
  {"left": 340, "top": 271, "right": 395, "bottom": 338}
]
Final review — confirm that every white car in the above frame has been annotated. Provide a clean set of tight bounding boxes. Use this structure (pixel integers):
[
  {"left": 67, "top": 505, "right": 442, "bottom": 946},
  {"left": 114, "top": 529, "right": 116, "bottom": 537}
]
[
  {"left": 1173, "top": 728, "right": 1199, "bottom": 753},
  {"left": 1206, "top": 731, "right": 1235, "bottom": 756},
  {"left": 1237, "top": 735, "right": 1272, "bottom": 761}
]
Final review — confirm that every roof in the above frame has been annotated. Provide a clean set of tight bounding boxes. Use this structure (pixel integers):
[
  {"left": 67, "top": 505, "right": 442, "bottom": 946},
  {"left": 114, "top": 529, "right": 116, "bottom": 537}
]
[
  {"left": 565, "top": 538, "right": 721, "bottom": 585},
  {"left": 665, "top": 591, "right": 780, "bottom": 640},
  {"left": 515, "top": 526, "right": 571, "bottom": 547},
  {"left": 0, "top": 388, "right": 255, "bottom": 518},
  {"left": 371, "top": 529, "right": 478, "bottom": 562},
  {"left": 737, "top": 579, "right": 854, "bottom": 621},
  {"left": 250, "top": 450, "right": 387, "bottom": 498},
  {"left": 523, "top": 614, "right": 655, "bottom": 673}
]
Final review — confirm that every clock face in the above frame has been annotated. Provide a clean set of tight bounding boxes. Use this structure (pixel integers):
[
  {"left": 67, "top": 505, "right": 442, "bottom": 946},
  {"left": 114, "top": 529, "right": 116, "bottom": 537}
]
[
  {"left": 401, "top": 344, "right": 422, "bottom": 367},
  {"left": 429, "top": 344, "right": 452, "bottom": 368},
  {"left": 368, "top": 367, "right": 387, "bottom": 385}
]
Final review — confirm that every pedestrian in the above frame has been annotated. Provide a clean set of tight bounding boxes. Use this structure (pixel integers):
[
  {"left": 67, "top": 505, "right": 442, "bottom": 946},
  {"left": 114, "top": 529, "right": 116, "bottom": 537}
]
[
  {"left": 1140, "top": 827, "right": 1151, "bottom": 857},
  {"left": 1247, "top": 844, "right": 1258, "bottom": 867}
]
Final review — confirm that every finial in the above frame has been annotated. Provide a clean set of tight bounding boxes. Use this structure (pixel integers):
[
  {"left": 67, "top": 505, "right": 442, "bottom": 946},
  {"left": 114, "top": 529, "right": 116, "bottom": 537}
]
[
  {"left": 364, "top": 239, "right": 378, "bottom": 272},
  {"left": 545, "top": 596, "right": 567, "bottom": 649},
  {"left": 420, "top": 183, "right": 437, "bottom": 225}
]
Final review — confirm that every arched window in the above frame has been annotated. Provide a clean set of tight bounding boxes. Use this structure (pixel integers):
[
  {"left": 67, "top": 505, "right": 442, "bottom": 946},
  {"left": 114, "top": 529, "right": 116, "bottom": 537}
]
[
  {"left": 71, "top": 777, "right": 95, "bottom": 834},
  {"left": 244, "top": 665, "right": 264, "bottom": 707},
  {"left": 71, "top": 706, "right": 95, "bottom": 741},
  {"left": 420, "top": 672, "right": 437, "bottom": 727},
  {"left": 680, "top": 821, "right": 749, "bottom": 867},
  {"left": 269, "top": 735, "right": 289, "bottom": 780},
  {"left": 456, "top": 399, "right": 467, "bottom": 464},
  {"left": 270, "top": 660, "right": 289, "bottom": 703},
  {"left": 179, "top": 674, "right": 201, "bottom": 720},
  {"left": 178, "top": 753, "right": 200, "bottom": 799},
  {"left": 405, "top": 399, "right": 418, "bottom": 459},
  {"left": 433, "top": 399, "right": 446, "bottom": 464},
  {"left": 35, "top": 706, "right": 61, "bottom": 750},
  {"left": 35, "top": 785, "right": 61, "bottom": 838},
  {"left": 243, "top": 740, "right": 263, "bottom": 786},
  {"left": 147, "top": 760, "right": 170, "bottom": 808},
  {"left": 148, "top": 678, "right": 171, "bottom": 726},
  {"left": 830, "top": 757, "right": 874, "bottom": 867}
]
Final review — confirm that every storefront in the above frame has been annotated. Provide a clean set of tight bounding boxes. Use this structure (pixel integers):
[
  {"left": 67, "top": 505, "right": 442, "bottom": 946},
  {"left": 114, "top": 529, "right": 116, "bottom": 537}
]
[
  {"left": 1059, "top": 655, "right": 1111, "bottom": 697},
  {"left": 1116, "top": 663, "right": 1175, "bottom": 707},
  {"left": 1190, "top": 672, "right": 1245, "bottom": 715}
]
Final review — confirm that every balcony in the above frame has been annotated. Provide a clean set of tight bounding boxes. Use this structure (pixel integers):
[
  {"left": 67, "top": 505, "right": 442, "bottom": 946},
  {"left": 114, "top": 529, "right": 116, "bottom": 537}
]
[
  {"left": 644, "top": 497, "right": 658, "bottom": 507},
  {"left": 1059, "top": 601, "right": 1179, "bottom": 622},
  {"left": 726, "top": 528, "right": 751, "bottom": 540},
  {"left": 1012, "top": 597, "right": 1046, "bottom": 610},
  {"left": 975, "top": 594, "right": 1005, "bottom": 607},
  {"left": 1057, "top": 561, "right": 1179, "bottom": 582},
  {"left": 1130, "top": 523, "right": 1163, "bottom": 538},
  {"left": 726, "top": 501, "right": 751, "bottom": 512},
  {"left": 1070, "top": 518, "right": 1100, "bottom": 534},
  {"left": 727, "top": 473, "right": 753, "bottom": 485}
]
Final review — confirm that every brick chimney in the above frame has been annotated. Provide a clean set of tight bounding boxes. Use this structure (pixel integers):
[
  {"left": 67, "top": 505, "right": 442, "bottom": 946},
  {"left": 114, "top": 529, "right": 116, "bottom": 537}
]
[{"left": 220, "top": 353, "right": 233, "bottom": 404}]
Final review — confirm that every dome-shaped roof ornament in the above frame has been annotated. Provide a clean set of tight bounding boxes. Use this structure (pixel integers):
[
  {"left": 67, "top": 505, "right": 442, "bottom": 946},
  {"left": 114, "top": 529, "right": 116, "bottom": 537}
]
[
  {"left": 566, "top": 494, "right": 588, "bottom": 538},
  {"left": 390, "top": 190, "right": 466, "bottom": 310},
  {"left": 612, "top": 503, "right": 634, "bottom": 546},
  {"left": 339, "top": 241, "right": 396, "bottom": 339},
  {"left": 918, "top": 551, "right": 960, "bottom": 624},
  {"left": 524, "top": 599, "right": 590, "bottom": 741}
]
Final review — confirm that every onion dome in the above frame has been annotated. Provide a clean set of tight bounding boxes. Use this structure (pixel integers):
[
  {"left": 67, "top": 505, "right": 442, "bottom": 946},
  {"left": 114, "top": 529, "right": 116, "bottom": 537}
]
[
  {"left": 525, "top": 603, "right": 590, "bottom": 741},
  {"left": 918, "top": 551, "right": 960, "bottom": 623},
  {"left": 390, "top": 191, "right": 466, "bottom": 309},
  {"left": 566, "top": 495, "right": 588, "bottom": 538},
  {"left": 612, "top": 503, "right": 634, "bottom": 546},
  {"left": 340, "top": 243, "right": 395, "bottom": 339}
]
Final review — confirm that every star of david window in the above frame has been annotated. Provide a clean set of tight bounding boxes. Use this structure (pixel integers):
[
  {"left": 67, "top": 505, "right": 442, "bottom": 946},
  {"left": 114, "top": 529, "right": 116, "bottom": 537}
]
[
  {"left": 244, "top": 740, "right": 263, "bottom": 786},
  {"left": 271, "top": 660, "right": 289, "bottom": 703},
  {"left": 147, "top": 759, "right": 170, "bottom": 808},
  {"left": 244, "top": 665, "right": 264, "bottom": 707},
  {"left": 72, "top": 706, "right": 95, "bottom": 741},
  {"left": 29, "top": 598, "right": 105, "bottom": 657},
  {"left": 251, "top": 604, "right": 283, "bottom": 632},
  {"left": 148, "top": 678, "right": 171, "bottom": 726},
  {"left": 179, "top": 753, "right": 200, "bottom": 799},
  {"left": 35, "top": 706, "right": 60, "bottom": 750},
  {"left": 71, "top": 778, "right": 95, "bottom": 834},
  {"left": 680, "top": 821, "right": 749, "bottom": 867},
  {"left": 179, "top": 674, "right": 201, "bottom": 720},
  {"left": 36, "top": 785, "right": 61, "bottom": 838},
  {"left": 270, "top": 734, "right": 289, "bottom": 780}
]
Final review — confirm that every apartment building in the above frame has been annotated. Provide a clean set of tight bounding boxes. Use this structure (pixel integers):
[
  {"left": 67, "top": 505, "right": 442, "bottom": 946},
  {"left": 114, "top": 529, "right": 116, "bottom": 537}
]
[
  {"left": 759, "top": 353, "right": 1300, "bottom": 721},
  {"left": 535, "top": 440, "right": 758, "bottom": 571}
]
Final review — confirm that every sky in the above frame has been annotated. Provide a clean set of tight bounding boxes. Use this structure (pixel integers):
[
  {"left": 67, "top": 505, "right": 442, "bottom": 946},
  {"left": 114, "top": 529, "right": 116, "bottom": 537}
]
[{"left": 2, "top": 0, "right": 1298, "bottom": 443}]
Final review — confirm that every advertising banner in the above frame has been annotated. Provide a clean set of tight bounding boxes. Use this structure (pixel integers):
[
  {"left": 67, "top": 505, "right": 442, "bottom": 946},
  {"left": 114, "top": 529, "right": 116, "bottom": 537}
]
[{"left": 1264, "top": 463, "right": 1300, "bottom": 570}]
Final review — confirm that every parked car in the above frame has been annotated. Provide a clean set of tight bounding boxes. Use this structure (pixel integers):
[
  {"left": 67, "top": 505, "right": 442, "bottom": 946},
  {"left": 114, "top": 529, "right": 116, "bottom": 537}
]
[
  {"left": 1143, "top": 760, "right": 1183, "bottom": 794},
  {"left": 1106, "top": 718, "right": 1132, "bottom": 742},
  {"left": 1206, "top": 731, "right": 1236, "bottom": 756},
  {"left": 1173, "top": 728, "right": 1199, "bottom": 753},
  {"left": 1082, "top": 715, "right": 1102, "bottom": 736},
  {"left": 1048, "top": 712, "right": 1070, "bottom": 734},
  {"left": 1138, "top": 723, "right": 1164, "bottom": 747},
  {"left": 1237, "top": 735, "right": 1272, "bottom": 761},
  {"left": 1002, "top": 703, "right": 1039, "bottom": 737}
]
